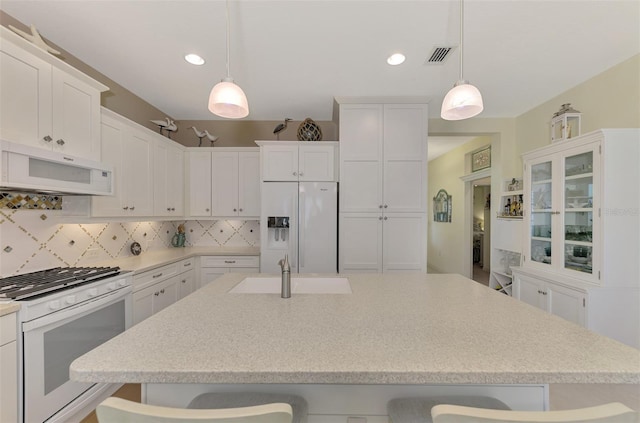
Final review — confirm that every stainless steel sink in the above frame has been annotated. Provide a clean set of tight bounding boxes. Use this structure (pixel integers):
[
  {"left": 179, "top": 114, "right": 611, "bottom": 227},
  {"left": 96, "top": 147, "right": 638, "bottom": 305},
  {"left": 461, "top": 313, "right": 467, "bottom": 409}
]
[{"left": 229, "top": 277, "right": 352, "bottom": 294}]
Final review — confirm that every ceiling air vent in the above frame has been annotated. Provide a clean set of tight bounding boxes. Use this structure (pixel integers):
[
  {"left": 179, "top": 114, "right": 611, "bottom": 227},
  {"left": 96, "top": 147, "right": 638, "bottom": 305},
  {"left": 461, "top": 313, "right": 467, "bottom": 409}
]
[{"left": 425, "top": 46, "right": 456, "bottom": 65}]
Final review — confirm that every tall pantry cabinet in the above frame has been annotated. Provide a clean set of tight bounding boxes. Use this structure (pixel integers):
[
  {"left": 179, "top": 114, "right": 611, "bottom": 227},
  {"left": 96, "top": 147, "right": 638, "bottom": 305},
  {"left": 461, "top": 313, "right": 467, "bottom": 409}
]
[{"left": 336, "top": 100, "right": 428, "bottom": 273}]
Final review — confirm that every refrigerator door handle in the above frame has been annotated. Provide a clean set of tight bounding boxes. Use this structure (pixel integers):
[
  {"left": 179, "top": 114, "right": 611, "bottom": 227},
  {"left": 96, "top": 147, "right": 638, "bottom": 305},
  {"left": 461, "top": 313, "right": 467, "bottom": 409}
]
[{"left": 299, "top": 190, "right": 305, "bottom": 269}]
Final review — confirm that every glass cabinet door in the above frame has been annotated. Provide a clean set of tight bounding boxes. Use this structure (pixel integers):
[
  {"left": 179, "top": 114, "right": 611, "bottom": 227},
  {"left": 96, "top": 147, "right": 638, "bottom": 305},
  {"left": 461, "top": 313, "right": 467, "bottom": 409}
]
[
  {"left": 529, "top": 160, "right": 553, "bottom": 266},
  {"left": 563, "top": 151, "right": 594, "bottom": 274}
]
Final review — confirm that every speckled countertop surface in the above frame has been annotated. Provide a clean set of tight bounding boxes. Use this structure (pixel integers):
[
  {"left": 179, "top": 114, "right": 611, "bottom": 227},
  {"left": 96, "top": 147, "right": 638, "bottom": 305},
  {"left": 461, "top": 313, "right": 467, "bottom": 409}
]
[
  {"left": 97, "top": 247, "right": 260, "bottom": 274},
  {"left": 0, "top": 302, "right": 20, "bottom": 317},
  {"left": 70, "top": 272, "right": 640, "bottom": 385}
]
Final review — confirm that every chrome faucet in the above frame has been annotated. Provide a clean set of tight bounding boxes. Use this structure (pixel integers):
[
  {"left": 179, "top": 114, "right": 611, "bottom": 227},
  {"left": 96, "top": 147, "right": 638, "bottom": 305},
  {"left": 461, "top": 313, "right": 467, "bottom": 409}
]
[{"left": 278, "top": 254, "right": 291, "bottom": 298}]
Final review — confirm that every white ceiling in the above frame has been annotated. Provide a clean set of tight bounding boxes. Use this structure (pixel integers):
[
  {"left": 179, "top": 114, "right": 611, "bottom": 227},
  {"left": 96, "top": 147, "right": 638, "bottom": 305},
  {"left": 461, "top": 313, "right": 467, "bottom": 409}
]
[{"left": 1, "top": 1, "right": 638, "bottom": 122}]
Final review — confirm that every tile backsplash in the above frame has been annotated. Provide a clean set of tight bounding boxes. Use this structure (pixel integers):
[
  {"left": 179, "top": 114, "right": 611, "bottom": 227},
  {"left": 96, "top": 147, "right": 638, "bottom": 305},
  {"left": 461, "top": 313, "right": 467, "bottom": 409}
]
[{"left": 0, "top": 209, "right": 259, "bottom": 276}]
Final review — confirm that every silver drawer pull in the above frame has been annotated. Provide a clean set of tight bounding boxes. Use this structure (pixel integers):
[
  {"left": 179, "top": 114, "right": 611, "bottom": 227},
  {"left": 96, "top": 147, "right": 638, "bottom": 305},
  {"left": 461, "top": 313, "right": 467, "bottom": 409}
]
[
  {"left": 43, "top": 135, "right": 53, "bottom": 142},
  {"left": 224, "top": 260, "right": 236, "bottom": 264},
  {"left": 153, "top": 273, "right": 163, "bottom": 279},
  {"left": 184, "top": 262, "right": 191, "bottom": 267},
  {"left": 160, "top": 289, "right": 165, "bottom": 294},
  {"left": 56, "top": 139, "right": 65, "bottom": 146}
]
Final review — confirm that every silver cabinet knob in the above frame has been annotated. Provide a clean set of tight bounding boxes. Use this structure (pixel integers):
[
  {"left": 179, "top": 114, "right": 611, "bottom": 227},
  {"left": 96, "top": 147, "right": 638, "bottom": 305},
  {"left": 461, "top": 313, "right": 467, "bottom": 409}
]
[
  {"left": 160, "top": 289, "right": 165, "bottom": 294},
  {"left": 379, "top": 216, "right": 383, "bottom": 220},
  {"left": 154, "top": 292, "right": 159, "bottom": 296},
  {"left": 123, "top": 206, "right": 129, "bottom": 210},
  {"left": 384, "top": 216, "right": 388, "bottom": 220},
  {"left": 233, "top": 208, "right": 237, "bottom": 212},
  {"left": 167, "top": 207, "right": 171, "bottom": 211},
  {"left": 171, "top": 208, "right": 175, "bottom": 211},
  {"left": 379, "top": 205, "right": 383, "bottom": 209},
  {"left": 384, "top": 204, "right": 388, "bottom": 208},
  {"left": 299, "top": 172, "right": 304, "bottom": 176},
  {"left": 56, "top": 139, "right": 65, "bottom": 146},
  {"left": 181, "top": 279, "right": 186, "bottom": 284},
  {"left": 206, "top": 208, "right": 210, "bottom": 212},
  {"left": 239, "top": 208, "right": 243, "bottom": 212},
  {"left": 43, "top": 135, "right": 53, "bottom": 143},
  {"left": 293, "top": 172, "right": 297, "bottom": 176},
  {"left": 130, "top": 206, "right": 135, "bottom": 211}
]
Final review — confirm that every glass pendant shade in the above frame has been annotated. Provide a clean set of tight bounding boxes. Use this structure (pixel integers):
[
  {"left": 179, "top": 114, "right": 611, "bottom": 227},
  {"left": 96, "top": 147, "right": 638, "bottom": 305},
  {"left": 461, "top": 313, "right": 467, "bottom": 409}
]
[
  {"left": 208, "top": 77, "right": 249, "bottom": 119},
  {"left": 440, "top": 80, "right": 484, "bottom": 121}
]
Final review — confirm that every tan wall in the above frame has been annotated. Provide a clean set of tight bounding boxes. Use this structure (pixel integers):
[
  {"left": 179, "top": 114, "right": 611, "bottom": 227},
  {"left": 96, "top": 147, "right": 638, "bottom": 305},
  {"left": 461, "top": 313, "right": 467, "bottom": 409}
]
[{"left": 427, "top": 136, "right": 492, "bottom": 274}]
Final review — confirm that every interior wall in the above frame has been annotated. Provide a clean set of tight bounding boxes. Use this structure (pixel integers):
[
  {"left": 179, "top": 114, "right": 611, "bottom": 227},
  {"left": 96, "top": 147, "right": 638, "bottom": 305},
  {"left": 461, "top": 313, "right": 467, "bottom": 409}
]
[
  {"left": 427, "top": 136, "right": 492, "bottom": 274},
  {"left": 515, "top": 54, "right": 640, "bottom": 159}
]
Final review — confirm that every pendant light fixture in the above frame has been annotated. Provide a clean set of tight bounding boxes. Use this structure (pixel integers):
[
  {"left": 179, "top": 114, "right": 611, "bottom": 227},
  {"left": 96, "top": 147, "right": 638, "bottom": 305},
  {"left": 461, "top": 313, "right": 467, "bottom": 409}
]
[
  {"left": 441, "top": 0, "right": 483, "bottom": 120},
  {"left": 208, "top": 0, "right": 249, "bottom": 119}
]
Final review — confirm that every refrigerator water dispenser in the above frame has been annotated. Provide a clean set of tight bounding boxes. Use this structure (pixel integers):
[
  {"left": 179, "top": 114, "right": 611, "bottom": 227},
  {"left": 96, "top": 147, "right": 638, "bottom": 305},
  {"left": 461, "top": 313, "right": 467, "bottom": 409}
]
[{"left": 267, "top": 216, "right": 289, "bottom": 247}]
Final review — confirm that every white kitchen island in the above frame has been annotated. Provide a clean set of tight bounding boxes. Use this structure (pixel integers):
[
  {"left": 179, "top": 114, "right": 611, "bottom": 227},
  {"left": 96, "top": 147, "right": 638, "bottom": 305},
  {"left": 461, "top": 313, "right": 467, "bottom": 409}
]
[{"left": 70, "top": 273, "right": 640, "bottom": 422}]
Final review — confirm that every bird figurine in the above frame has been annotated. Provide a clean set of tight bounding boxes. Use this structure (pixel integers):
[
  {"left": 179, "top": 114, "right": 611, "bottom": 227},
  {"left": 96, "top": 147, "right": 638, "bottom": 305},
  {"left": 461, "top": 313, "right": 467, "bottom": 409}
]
[
  {"left": 151, "top": 118, "right": 171, "bottom": 134},
  {"left": 204, "top": 130, "right": 219, "bottom": 146},
  {"left": 164, "top": 119, "right": 177, "bottom": 139},
  {"left": 273, "top": 118, "right": 292, "bottom": 140},
  {"left": 191, "top": 126, "right": 206, "bottom": 146},
  {"left": 8, "top": 24, "right": 61, "bottom": 56}
]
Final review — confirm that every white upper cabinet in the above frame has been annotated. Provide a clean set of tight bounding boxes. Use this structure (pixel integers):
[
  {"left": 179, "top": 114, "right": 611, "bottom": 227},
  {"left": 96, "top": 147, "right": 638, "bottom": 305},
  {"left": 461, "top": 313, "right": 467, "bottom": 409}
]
[
  {"left": 153, "top": 137, "right": 184, "bottom": 216},
  {"left": 339, "top": 103, "right": 427, "bottom": 213},
  {"left": 0, "top": 26, "right": 107, "bottom": 161},
  {"left": 186, "top": 148, "right": 260, "bottom": 218},
  {"left": 92, "top": 109, "right": 153, "bottom": 217},
  {"left": 256, "top": 141, "right": 338, "bottom": 182},
  {"left": 211, "top": 150, "right": 260, "bottom": 218}
]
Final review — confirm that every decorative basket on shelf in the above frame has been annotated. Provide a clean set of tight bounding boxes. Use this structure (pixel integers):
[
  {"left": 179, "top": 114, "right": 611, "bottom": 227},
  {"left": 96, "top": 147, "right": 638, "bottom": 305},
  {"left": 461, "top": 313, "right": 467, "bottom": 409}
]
[{"left": 297, "top": 118, "right": 322, "bottom": 141}]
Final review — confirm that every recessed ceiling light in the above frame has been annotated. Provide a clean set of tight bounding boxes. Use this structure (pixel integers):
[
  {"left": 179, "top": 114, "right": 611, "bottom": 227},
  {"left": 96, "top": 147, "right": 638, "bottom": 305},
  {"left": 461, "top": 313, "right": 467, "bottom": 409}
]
[
  {"left": 185, "top": 53, "right": 205, "bottom": 66},
  {"left": 387, "top": 53, "right": 406, "bottom": 66}
]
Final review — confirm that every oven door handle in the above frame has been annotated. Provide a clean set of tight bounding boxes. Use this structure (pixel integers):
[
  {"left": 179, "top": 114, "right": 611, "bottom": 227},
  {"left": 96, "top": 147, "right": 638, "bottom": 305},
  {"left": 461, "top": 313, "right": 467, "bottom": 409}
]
[{"left": 22, "top": 286, "right": 132, "bottom": 332}]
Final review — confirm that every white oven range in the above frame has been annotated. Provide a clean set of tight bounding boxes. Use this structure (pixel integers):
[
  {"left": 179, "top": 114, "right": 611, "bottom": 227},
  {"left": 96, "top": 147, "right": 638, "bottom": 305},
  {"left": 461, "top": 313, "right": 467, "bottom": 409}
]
[{"left": 0, "top": 267, "right": 132, "bottom": 423}]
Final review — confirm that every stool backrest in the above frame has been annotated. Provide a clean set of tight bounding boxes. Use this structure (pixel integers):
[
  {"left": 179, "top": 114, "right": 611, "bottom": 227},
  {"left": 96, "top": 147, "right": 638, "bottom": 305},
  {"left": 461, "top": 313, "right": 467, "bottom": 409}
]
[
  {"left": 97, "top": 397, "right": 293, "bottom": 423},
  {"left": 431, "top": 402, "right": 639, "bottom": 423}
]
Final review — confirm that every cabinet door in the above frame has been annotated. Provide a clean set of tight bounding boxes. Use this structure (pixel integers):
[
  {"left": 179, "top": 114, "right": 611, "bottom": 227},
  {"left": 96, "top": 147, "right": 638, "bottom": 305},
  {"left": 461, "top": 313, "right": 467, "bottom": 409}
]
[
  {"left": 339, "top": 105, "right": 383, "bottom": 212},
  {"left": 124, "top": 128, "right": 153, "bottom": 216},
  {"left": 51, "top": 68, "right": 101, "bottom": 160},
  {"left": 0, "top": 341, "right": 17, "bottom": 423},
  {"left": 187, "top": 151, "right": 212, "bottom": 217},
  {"left": 515, "top": 273, "right": 545, "bottom": 310},
  {"left": 262, "top": 145, "right": 298, "bottom": 181},
  {"left": 547, "top": 283, "right": 586, "bottom": 326},
  {"left": 298, "top": 144, "right": 335, "bottom": 181},
  {"left": 382, "top": 104, "right": 427, "bottom": 212},
  {"left": 339, "top": 213, "right": 382, "bottom": 273},
  {"left": 0, "top": 39, "right": 52, "bottom": 148},
  {"left": 153, "top": 277, "right": 179, "bottom": 314},
  {"left": 382, "top": 213, "right": 425, "bottom": 272},
  {"left": 92, "top": 117, "right": 125, "bottom": 216},
  {"left": 238, "top": 152, "right": 260, "bottom": 217},
  {"left": 562, "top": 145, "right": 599, "bottom": 281},
  {"left": 525, "top": 157, "right": 555, "bottom": 269},
  {"left": 132, "top": 285, "right": 155, "bottom": 325},
  {"left": 177, "top": 271, "right": 195, "bottom": 300},
  {"left": 153, "top": 139, "right": 184, "bottom": 216},
  {"left": 211, "top": 152, "right": 239, "bottom": 216}
]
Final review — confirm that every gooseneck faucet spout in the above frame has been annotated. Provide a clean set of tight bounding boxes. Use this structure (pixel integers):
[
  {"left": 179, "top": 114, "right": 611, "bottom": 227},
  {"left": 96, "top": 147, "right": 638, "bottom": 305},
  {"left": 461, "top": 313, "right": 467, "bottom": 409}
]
[{"left": 278, "top": 254, "right": 291, "bottom": 298}]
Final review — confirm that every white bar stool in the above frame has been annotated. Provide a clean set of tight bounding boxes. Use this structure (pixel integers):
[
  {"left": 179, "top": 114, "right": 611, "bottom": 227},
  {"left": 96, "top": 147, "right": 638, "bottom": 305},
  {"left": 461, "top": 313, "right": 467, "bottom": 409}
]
[
  {"left": 387, "top": 396, "right": 510, "bottom": 423},
  {"left": 188, "top": 392, "right": 308, "bottom": 423}
]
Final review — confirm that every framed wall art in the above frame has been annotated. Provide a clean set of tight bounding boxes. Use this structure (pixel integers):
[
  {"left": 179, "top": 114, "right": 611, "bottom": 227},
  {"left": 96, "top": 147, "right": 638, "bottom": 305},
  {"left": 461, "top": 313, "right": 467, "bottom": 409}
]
[
  {"left": 433, "top": 189, "right": 452, "bottom": 222},
  {"left": 471, "top": 146, "right": 491, "bottom": 172}
]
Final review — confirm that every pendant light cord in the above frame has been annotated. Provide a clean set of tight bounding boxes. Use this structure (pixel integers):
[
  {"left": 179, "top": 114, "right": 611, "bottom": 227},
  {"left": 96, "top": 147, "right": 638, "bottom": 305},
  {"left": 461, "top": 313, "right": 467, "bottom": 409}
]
[
  {"left": 225, "top": 0, "right": 231, "bottom": 79},
  {"left": 459, "top": 0, "right": 464, "bottom": 81}
]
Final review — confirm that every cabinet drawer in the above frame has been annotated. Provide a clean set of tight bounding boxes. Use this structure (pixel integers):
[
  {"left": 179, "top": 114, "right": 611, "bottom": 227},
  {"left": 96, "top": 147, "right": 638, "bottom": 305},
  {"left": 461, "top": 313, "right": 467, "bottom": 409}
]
[
  {"left": 0, "top": 313, "right": 17, "bottom": 346},
  {"left": 133, "top": 262, "right": 179, "bottom": 291},
  {"left": 179, "top": 258, "right": 195, "bottom": 273},
  {"left": 200, "top": 256, "right": 259, "bottom": 268}
]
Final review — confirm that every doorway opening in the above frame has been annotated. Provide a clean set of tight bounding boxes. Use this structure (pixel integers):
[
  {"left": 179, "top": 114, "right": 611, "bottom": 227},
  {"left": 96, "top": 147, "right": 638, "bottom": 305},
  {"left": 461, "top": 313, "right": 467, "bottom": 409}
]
[{"left": 472, "top": 178, "right": 491, "bottom": 285}]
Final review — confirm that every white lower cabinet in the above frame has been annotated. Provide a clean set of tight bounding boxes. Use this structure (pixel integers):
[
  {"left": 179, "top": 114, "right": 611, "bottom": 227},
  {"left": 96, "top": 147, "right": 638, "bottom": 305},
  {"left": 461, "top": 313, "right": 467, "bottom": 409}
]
[
  {"left": 514, "top": 271, "right": 586, "bottom": 326},
  {"left": 0, "top": 312, "right": 17, "bottom": 423},
  {"left": 199, "top": 256, "right": 260, "bottom": 288},
  {"left": 339, "top": 213, "right": 425, "bottom": 273},
  {"left": 132, "top": 258, "right": 194, "bottom": 325}
]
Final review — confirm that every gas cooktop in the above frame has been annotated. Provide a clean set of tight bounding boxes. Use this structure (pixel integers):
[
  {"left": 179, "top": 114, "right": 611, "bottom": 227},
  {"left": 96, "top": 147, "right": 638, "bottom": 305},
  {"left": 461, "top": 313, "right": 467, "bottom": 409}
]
[{"left": 0, "top": 267, "right": 121, "bottom": 300}]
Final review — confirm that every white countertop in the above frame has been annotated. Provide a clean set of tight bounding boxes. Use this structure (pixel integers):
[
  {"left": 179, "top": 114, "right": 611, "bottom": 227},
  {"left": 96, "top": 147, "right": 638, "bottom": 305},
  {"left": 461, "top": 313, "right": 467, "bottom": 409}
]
[
  {"left": 98, "top": 247, "right": 260, "bottom": 274},
  {"left": 70, "top": 272, "right": 640, "bottom": 385}
]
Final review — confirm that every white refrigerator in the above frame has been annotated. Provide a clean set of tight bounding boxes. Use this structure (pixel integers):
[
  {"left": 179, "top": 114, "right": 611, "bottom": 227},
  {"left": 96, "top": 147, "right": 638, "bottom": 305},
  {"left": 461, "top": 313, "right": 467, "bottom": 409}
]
[{"left": 260, "top": 181, "right": 337, "bottom": 273}]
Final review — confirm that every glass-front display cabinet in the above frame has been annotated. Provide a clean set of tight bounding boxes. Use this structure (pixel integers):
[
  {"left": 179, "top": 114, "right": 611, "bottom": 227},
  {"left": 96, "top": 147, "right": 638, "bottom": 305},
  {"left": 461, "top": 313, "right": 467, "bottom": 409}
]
[{"left": 523, "top": 142, "right": 600, "bottom": 283}]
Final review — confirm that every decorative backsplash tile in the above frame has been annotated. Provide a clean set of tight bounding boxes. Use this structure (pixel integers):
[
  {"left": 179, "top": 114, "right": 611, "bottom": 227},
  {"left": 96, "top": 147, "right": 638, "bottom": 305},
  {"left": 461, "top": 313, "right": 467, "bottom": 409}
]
[
  {"left": 0, "top": 192, "right": 63, "bottom": 209},
  {"left": 0, "top": 209, "right": 259, "bottom": 276}
]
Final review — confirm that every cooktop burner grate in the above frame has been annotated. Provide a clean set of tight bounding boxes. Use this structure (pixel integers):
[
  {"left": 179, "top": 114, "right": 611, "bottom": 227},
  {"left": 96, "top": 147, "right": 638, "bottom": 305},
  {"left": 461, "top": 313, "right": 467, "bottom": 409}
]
[{"left": 0, "top": 267, "right": 121, "bottom": 300}]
